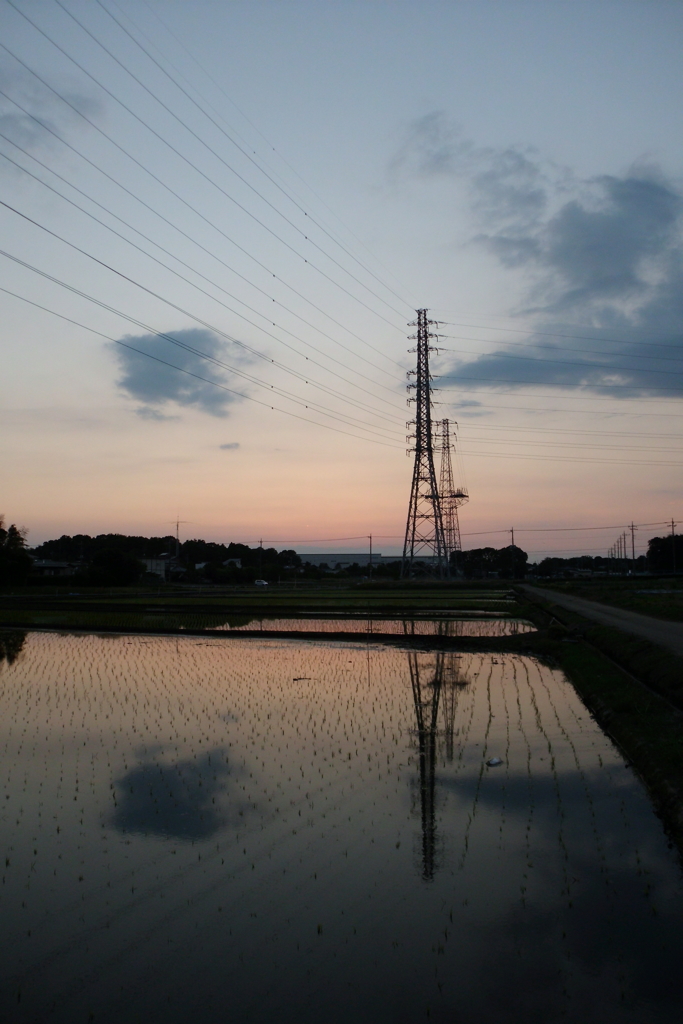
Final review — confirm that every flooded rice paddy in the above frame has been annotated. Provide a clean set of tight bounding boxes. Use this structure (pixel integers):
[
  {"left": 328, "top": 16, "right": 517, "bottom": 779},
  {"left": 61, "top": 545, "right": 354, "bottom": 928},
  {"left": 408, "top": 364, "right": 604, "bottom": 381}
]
[
  {"left": 218, "top": 616, "right": 535, "bottom": 635},
  {"left": 1, "top": 630, "right": 683, "bottom": 1023}
]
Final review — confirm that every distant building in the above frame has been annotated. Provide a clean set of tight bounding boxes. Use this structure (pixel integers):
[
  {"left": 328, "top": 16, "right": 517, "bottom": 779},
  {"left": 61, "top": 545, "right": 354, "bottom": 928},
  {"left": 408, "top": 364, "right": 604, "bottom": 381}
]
[
  {"left": 222, "top": 558, "right": 242, "bottom": 568},
  {"left": 299, "top": 552, "right": 430, "bottom": 569},
  {"left": 301, "top": 553, "right": 370, "bottom": 568},
  {"left": 31, "top": 559, "right": 82, "bottom": 578},
  {"left": 142, "top": 558, "right": 169, "bottom": 579}
]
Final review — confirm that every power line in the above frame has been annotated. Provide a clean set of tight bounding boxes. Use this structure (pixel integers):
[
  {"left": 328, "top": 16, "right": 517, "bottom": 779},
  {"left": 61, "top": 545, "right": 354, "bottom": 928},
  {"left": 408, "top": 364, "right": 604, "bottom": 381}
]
[
  {"left": 440, "top": 373, "right": 683, "bottom": 394},
  {"left": 0, "top": 90, "right": 399, "bottom": 383},
  {"left": 442, "top": 392, "right": 683, "bottom": 413},
  {"left": 460, "top": 421, "right": 681, "bottom": 440},
  {"left": 459, "top": 433, "right": 683, "bottom": 455},
  {"left": 0, "top": 43, "right": 401, "bottom": 367},
  {"left": 6, "top": 231, "right": 678, "bottom": 467},
  {"left": 7, "top": 0, "right": 407, "bottom": 334},
  {"left": 0, "top": 251, "right": 404, "bottom": 445},
  {"left": 439, "top": 343, "right": 683, "bottom": 376},
  {"left": 91, "top": 0, "right": 415, "bottom": 316},
  {"left": 3, "top": 241, "right": 679, "bottom": 468},
  {"left": 0, "top": 201, "right": 406, "bottom": 438},
  {"left": 0, "top": 143, "right": 403, "bottom": 420},
  {"left": 252, "top": 521, "right": 674, "bottom": 544},
  {"left": 455, "top": 448, "right": 680, "bottom": 467},
  {"left": 132, "top": 0, "right": 416, "bottom": 305},
  {"left": 418, "top": 520, "right": 674, "bottom": 534},
  {"left": 434, "top": 317, "right": 683, "bottom": 354},
  {"left": 10, "top": 181, "right": 679, "bottom": 452},
  {"left": 0, "top": 282, "right": 406, "bottom": 449},
  {"left": 439, "top": 334, "right": 682, "bottom": 365}
]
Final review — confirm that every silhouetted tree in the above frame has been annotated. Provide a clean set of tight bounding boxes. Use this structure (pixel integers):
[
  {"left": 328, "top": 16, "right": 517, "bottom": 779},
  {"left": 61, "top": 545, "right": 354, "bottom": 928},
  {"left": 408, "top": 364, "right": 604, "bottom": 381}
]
[
  {"left": 88, "top": 549, "right": 145, "bottom": 587},
  {"left": 456, "top": 544, "right": 528, "bottom": 579},
  {"left": 647, "top": 534, "right": 683, "bottom": 573},
  {"left": 0, "top": 517, "right": 32, "bottom": 587}
]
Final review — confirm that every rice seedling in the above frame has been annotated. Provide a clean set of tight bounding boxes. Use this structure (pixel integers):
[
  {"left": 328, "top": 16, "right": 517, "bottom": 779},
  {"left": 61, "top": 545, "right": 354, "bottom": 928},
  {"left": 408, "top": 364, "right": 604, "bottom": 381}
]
[{"left": 0, "top": 631, "right": 681, "bottom": 1022}]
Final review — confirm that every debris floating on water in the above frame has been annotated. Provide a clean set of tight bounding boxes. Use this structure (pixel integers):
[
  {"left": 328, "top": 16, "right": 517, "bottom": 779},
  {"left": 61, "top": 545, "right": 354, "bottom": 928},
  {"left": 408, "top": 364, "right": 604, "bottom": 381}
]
[{"left": 486, "top": 757, "right": 503, "bottom": 767}]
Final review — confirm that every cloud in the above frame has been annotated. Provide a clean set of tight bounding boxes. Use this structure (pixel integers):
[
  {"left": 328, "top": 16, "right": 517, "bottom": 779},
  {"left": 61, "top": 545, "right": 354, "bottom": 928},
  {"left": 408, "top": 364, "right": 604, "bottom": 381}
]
[
  {"left": 111, "top": 328, "right": 247, "bottom": 418},
  {"left": 394, "top": 114, "right": 683, "bottom": 398},
  {"left": 136, "top": 406, "right": 179, "bottom": 422},
  {"left": 449, "top": 399, "right": 489, "bottom": 418},
  {"left": 219, "top": 442, "right": 240, "bottom": 450},
  {"left": 0, "top": 64, "right": 102, "bottom": 159}
]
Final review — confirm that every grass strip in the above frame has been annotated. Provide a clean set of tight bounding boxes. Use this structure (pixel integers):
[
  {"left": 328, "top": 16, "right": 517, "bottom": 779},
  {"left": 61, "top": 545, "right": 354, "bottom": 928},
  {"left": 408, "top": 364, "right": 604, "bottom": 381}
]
[{"left": 516, "top": 590, "right": 683, "bottom": 851}]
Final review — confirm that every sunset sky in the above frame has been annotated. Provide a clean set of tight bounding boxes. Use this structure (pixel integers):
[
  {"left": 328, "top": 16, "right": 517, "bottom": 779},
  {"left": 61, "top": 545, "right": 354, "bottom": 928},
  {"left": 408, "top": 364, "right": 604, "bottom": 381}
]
[{"left": 1, "top": 0, "right": 682, "bottom": 560}]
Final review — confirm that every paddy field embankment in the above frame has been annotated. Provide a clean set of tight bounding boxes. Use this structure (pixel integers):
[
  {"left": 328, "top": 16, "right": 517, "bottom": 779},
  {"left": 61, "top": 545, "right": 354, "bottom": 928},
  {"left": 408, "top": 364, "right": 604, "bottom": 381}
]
[{"left": 517, "top": 580, "right": 683, "bottom": 850}]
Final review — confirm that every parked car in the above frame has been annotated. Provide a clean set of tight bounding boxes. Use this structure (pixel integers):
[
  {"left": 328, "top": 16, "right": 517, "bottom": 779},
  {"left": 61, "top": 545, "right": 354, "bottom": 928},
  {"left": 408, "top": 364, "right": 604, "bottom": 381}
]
[{"left": 254, "top": 579, "right": 269, "bottom": 587}]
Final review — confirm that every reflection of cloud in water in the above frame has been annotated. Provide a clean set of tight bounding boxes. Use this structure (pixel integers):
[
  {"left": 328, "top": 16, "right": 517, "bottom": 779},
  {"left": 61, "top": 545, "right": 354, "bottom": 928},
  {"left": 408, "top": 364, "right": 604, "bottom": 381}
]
[
  {"left": 440, "top": 767, "right": 633, "bottom": 822},
  {"left": 111, "top": 748, "right": 248, "bottom": 840}
]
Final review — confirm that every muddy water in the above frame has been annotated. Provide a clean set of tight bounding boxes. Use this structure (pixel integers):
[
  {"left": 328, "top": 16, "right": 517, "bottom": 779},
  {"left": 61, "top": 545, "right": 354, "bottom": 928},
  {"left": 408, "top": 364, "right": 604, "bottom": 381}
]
[{"left": 1, "top": 631, "right": 682, "bottom": 1023}]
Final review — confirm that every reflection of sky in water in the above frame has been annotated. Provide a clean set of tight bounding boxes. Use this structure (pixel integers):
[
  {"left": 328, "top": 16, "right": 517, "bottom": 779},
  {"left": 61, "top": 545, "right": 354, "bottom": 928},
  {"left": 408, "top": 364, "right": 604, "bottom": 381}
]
[
  {"left": 112, "top": 750, "right": 248, "bottom": 840},
  {"left": 0, "top": 633, "right": 682, "bottom": 1023},
  {"left": 217, "top": 616, "right": 534, "bottom": 635},
  {"left": 0, "top": 630, "right": 26, "bottom": 667}
]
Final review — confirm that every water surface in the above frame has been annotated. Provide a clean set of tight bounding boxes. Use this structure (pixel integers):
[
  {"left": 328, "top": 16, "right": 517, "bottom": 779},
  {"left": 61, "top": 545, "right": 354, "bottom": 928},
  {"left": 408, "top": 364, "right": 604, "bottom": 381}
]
[
  {"left": 0, "top": 631, "right": 681, "bottom": 1023},
  {"left": 217, "top": 616, "right": 534, "bottom": 635}
]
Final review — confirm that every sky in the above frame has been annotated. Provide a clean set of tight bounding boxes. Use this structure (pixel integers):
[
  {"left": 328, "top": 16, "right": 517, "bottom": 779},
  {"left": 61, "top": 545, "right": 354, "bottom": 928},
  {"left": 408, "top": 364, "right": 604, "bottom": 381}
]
[{"left": 1, "top": 0, "right": 682, "bottom": 560}]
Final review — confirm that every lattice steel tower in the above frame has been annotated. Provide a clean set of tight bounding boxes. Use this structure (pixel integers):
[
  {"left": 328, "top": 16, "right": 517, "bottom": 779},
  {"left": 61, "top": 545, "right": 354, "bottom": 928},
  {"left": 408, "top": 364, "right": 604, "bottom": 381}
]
[
  {"left": 436, "top": 418, "right": 469, "bottom": 573},
  {"left": 402, "top": 310, "right": 449, "bottom": 578}
]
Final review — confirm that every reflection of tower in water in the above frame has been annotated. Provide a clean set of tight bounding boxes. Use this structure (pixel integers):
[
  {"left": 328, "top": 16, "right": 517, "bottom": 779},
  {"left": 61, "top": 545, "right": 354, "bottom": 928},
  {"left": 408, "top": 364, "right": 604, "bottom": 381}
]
[
  {"left": 407, "top": 650, "right": 442, "bottom": 881},
  {"left": 440, "top": 652, "right": 468, "bottom": 763},
  {"left": 406, "top": 642, "right": 469, "bottom": 880}
]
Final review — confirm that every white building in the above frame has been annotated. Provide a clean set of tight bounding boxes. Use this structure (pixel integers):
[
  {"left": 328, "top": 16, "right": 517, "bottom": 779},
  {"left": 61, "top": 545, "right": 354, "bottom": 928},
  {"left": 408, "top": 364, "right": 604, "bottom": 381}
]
[{"left": 299, "top": 552, "right": 422, "bottom": 568}]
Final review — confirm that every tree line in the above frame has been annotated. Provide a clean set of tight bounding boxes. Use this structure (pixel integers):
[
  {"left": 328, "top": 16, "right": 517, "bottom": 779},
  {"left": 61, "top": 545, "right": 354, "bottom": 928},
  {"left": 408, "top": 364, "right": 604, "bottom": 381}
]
[{"left": 0, "top": 520, "right": 680, "bottom": 587}]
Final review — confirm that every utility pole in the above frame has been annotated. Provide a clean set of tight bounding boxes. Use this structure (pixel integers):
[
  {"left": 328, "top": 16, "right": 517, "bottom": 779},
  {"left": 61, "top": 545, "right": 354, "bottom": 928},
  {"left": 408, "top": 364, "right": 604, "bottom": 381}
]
[
  {"left": 258, "top": 537, "right": 263, "bottom": 578},
  {"left": 402, "top": 310, "right": 449, "bottom": 579},
  {"left": 368, "top": 534, "right": 373, "bottom": 580},
  {"left": 169, "top": 517, "right": 191, "bottom": 560},
  {"left": 630, "top": 522, "right": 637, "bottom": 573},
  {"left": 672, "top": 519, "right": 677, "bottom": 575}
]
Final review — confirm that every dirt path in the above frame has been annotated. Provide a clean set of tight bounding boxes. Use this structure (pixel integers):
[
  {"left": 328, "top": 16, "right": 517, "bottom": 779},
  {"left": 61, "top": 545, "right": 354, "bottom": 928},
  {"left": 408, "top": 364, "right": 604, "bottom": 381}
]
[{"left": 521, "top": 584, "right": 683, "bottom": 659}]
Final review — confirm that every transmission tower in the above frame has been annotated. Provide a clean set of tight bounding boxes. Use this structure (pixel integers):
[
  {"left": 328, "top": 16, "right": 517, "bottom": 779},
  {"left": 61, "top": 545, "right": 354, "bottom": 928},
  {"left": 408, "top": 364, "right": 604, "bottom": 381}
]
[
  {"left": 436, "top": 418, "right": 469, "bottom": 574},
  {"left": 402, "top": 310, "right": 449, "bottom": 578}
]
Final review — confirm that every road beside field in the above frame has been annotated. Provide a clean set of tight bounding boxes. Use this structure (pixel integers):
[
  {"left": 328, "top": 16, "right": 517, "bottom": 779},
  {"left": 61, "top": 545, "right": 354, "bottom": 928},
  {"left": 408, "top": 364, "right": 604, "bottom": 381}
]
[{"left": 521, "top": 584, "right": 683, "bottom": 658}]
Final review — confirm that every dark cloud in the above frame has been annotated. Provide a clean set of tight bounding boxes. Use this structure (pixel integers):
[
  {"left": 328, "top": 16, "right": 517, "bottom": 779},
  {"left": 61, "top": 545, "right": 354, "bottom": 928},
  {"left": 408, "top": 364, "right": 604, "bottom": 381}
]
[
  {"left": 111, "top": 328, "right": 246, "bottom": 418},
  {"left": 219, "top": 442, "right": 240, "bottom": 450},
  {"left": 395, "top": 114, "right": 683, "bottom": 397}
]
